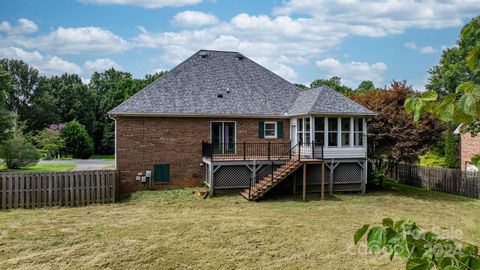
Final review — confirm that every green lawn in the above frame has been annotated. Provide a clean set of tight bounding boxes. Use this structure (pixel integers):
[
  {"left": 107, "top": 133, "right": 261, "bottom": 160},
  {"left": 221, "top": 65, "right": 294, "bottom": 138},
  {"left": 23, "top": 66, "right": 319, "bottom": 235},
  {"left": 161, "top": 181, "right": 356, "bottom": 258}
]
[
  {"left": 0, "top": 164, "right": 76, "bottom": 172},
  {"left": 89, "top": 155, "right": 115, "bottom": 160},
  {"left": 0, "top": 181, "right": 479, "bottom": 269}
]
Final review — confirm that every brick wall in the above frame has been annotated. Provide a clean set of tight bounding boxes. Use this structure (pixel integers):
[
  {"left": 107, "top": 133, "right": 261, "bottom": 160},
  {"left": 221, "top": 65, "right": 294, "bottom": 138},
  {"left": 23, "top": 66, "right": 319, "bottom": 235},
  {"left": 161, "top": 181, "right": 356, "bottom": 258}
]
[
  {"left": 115, "top": 117, "right": 290, "bottom": 194},
  {"left": 460, "top": 132, "right": 480, "bottom": 170}
]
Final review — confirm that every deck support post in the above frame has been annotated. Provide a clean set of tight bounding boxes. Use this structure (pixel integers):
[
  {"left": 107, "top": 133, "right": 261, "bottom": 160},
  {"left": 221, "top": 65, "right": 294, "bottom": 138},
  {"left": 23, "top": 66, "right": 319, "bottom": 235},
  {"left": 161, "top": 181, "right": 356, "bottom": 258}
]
[
  {"left": 302, "top": 163, "right": 307, "bottom": 202},
  {"left": 209, "top": 163, "right": 214, "bottom": 197},
  {"left": 329, "top": 160, "right": 334, "bottom": 195},
  {"left": 293, "top": 171, "right": 296, "bottom": 194},
  {"left": 321, "top": 162, "right": 325, "bottom": 200}
]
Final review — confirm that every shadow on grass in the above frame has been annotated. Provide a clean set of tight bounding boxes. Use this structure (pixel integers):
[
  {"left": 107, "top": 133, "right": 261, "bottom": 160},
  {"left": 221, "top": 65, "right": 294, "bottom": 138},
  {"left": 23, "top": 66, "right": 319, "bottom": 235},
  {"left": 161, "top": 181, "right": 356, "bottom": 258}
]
[
  {"left": 255, "top": 181, "right": 476, "bottom": 203},
  {"left": 361, "top": 181, "right": 476, "bottom": 203}
]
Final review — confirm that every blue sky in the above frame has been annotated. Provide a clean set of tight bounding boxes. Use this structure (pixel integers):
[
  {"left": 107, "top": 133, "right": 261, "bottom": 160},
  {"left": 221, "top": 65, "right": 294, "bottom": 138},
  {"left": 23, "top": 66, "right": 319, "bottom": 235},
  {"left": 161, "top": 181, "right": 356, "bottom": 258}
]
[{"left": 0, "top": 0, "right": 479, "bottom": 90}]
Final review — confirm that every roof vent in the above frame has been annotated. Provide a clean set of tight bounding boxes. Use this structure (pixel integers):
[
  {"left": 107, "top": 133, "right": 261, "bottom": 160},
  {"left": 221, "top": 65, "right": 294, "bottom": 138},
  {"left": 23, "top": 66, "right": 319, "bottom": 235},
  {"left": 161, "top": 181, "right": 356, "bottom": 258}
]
[
  {"left": 226, "top": 87, "right": 230, "bottom": 94},
  {"left": 217, "top": 93, "right": 223, "bottom": 98},
  {"left": 199, "top": 51, "right": 208, "bottom": 58},
  {"left": 236, "top": 54, "right": 244, "bottom": 60}
]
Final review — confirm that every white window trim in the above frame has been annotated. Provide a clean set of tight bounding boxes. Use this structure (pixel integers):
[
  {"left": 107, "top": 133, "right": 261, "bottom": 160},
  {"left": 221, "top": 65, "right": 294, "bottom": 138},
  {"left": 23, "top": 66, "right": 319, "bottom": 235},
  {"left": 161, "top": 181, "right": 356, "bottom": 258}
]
[{"left": 264, "top": 121, "right": 277, "bottom": 139}]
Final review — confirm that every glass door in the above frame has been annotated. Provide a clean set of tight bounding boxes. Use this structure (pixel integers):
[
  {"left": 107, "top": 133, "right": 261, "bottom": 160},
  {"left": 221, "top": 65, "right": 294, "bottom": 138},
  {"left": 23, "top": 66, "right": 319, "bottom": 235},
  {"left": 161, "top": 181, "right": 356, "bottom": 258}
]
[{"left": 211, "top": 122, "right": 236, "bottom": 154}]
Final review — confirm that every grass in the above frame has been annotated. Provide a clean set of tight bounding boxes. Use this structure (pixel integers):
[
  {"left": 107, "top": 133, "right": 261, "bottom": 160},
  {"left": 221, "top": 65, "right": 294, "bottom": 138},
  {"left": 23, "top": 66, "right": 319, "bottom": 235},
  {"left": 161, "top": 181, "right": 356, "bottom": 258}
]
[
  {"left": 89, "top": 155, "right": 115, "bottom": 160},
  {"left": 0, "top": 181, "right": 479, "bottom": 269},
  {"left": 0, "top": 164, "right": 76, "bottom": 172}
]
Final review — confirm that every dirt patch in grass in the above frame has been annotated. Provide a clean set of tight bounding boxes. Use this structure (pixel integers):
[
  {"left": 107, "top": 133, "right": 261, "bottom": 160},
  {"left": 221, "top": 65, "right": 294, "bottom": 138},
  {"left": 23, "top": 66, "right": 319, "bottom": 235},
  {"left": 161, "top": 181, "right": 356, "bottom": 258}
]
[{"left": 0, "top": 182, "right": 479, "bottom": 269}]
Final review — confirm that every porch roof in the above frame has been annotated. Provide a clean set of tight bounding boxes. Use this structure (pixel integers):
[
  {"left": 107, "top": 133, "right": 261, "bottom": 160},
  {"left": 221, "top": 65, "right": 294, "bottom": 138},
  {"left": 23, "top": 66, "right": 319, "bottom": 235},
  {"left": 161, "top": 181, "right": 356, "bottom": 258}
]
[{"left": 288, "top": 87, "right": 375, "bottom": 116}]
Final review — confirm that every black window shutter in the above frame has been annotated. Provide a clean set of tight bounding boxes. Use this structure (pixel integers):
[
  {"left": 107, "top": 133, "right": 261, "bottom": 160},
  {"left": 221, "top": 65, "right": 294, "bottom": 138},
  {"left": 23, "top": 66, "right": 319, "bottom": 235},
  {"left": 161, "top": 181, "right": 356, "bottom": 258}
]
[
  {"left": 259, "top": 121, "right": 265, "bottom": 138},
  {"left": 277, "top": 121, "right": 284, "bottom": 139}
]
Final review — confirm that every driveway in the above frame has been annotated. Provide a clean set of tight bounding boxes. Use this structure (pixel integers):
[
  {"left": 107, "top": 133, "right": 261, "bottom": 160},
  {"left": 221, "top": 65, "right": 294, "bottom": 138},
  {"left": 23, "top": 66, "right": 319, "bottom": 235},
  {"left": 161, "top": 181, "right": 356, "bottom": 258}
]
[{"left": 38, "top": 159, "right": 114, "bottom": 171}]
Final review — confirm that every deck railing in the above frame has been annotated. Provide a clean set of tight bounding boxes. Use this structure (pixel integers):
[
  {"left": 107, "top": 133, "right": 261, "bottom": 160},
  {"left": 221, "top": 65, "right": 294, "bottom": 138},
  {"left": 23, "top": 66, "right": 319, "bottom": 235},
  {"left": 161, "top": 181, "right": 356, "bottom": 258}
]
[{"left": 201, "top": 141, "right": 324, "bottom": 161}]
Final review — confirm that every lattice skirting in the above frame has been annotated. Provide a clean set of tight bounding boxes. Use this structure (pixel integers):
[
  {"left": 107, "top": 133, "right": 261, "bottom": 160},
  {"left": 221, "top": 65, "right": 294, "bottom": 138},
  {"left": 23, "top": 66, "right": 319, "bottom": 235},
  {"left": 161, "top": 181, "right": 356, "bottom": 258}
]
[{"left": 205, "top": 159, "right": 366, "bottom": 195}]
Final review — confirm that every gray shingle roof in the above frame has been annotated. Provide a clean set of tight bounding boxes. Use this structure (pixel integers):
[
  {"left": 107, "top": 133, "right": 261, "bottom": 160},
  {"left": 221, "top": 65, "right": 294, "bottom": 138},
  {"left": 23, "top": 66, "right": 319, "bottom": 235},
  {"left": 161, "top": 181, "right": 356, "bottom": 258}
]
[
  {"left": 109, "top": 50, "right": 374, "bottom": 117},
  {"left": 288, "top": 86, "right": 375, "bottom": 116}
]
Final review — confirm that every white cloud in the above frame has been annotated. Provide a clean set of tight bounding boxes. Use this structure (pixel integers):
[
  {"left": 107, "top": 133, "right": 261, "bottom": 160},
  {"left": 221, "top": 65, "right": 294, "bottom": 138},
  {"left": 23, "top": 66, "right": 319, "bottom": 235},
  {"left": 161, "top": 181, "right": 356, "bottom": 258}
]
[
  {"left": 171, "top": 11, "right": 219, "bottom": 27},
  {"left": 9, "top": 26, "right": 128, "bottom": 54},
  {"left": 78, "top": 0, "right": 202, "bottom": 8},
  {"left": 315, "top": 58, "right": 387, "bottom": 87},
  {"left": 405, "top": 42, "right": 438, "bottom": 54},
  {"left": 0, "top": 47, "right": 82, "bottom": 75},
  {"left": 0, "top": 18, "right": 38, "bottom": 35},
  {"left": 419, "top": 46, "right": 437, "bottom": 54},
  {"left": 404, "top": 42, "right": 418, "bottom": 50},
  {"left": 83, "top": 58, "right": 122, "bottom": 73},
  {"left": 274, "top": 0, "right": 480, "bottom": 36}
]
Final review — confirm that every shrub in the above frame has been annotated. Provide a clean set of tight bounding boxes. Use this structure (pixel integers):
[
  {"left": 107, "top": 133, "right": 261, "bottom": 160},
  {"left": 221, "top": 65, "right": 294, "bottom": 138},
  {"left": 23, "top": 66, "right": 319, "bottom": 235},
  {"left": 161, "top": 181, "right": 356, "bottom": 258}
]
[
  {"left": 444, "top": 126, "right": 459, "bottom": 168},
  {"left": 419, "top": 150, "right": 447, "bottom": 168},
  {"left": 0, "top": 136, "right": 40, "bottom": 169},
  {"left": 368, "top": 168, "right": 387, "bottom": 186},
  {"left": 61, "top": 120, "right": 94, "bottom": 159},
  {"left": 34, "top": 126, "right": 65, "bottom": 159}
]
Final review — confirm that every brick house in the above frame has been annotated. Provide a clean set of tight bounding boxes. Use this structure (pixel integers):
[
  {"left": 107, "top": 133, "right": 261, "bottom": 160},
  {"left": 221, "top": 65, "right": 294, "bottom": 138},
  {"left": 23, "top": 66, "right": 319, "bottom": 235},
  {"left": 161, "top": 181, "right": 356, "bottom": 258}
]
[
  {"left": 109, "top": 50, "right": 375, "bottom": 200},
  {"left": 455, "top": 125, "right": 480, "bottom": 172}
]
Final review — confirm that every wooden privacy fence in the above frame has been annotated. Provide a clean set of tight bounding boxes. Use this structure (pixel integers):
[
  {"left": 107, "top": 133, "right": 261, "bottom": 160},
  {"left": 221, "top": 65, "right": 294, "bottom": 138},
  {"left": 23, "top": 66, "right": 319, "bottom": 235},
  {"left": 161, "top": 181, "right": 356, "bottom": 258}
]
[
  {"left": 390, "top": 163, "right": 480, "bottom": 199},
  {"left": 0, "top": 170, "right": 117, "bottom": 209}
]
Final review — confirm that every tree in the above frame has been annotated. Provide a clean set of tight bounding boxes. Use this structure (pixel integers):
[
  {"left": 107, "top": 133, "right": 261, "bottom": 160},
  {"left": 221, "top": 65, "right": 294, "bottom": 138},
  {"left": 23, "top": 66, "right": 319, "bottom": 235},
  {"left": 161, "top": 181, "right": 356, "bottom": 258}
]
[
  {"left": 352, "top": 81, "right": 445, "bottom": 184},
  {"left": 61, "top": 120, "right": 94, "bottom": 159},
  {"left": 0, "top": 66, "right": 13, "bottom": 145},
  {"left": 0, "top": 59, "right": 39, "bottom": 114},
  {"left": 405, "top": 16, "right": 480, "bottom": 166},
  {"left": 426, "top": 16, "right": 480, "bottom": 95},
  {"left": 295, "top": 83, "right": 308, "bottom": 89},
  {"left": 33, "top": 125, "right": 65, "bottom": 159},
  {"left": 355, "top": 80, "right": 375, "bottom": 93},
  {"left": 0, "top": 135, "right": 40, "bottom": 169},
  {"left": 310, "top": 76, "right": 353, "bottom": 95},
  {"left": 444, "top": 125, "right": 459, "bottom": 168},
  {"left": 89, "top": 69, "right": 166, "bottom": 154}
]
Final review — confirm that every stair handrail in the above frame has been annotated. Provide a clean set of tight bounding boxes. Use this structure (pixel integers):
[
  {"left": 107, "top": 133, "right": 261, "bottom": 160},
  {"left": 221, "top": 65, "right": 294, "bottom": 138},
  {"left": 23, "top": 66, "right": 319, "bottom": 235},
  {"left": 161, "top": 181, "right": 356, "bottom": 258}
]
[{"left": 248, "top": 142, "right": 302, "bottom": 198}]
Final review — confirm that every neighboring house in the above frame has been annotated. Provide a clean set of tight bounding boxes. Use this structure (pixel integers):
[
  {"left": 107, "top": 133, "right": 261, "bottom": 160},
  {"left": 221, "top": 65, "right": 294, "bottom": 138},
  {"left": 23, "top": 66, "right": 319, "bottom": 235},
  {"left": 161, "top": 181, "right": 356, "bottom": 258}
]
[
  {"left": 109, "top": 50, "right": 375, "bottom": 200},
  {"left": 454, "top": 125, "right": 480, "bottom": 172}
]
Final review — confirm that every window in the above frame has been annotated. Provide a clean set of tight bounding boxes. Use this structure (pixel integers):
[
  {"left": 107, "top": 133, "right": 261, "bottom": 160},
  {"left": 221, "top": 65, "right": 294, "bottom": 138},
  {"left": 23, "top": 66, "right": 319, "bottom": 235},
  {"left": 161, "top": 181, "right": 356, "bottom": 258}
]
[
  {"left": 354, "top": 118, "right": 364, "bottom": 146},
  {"left": 154, "top": 164, "right": 170, "bottom": 183},
  {"left": 304, "top": 118, "right": 311, "bottom": 144},
  {"left": 264, "top": 122, "right": 277, "bottom": 138},
  {"left": 328, "top": 118, "right": 338, "bottom": 147},
  {"left": 297, "top": 118, "right": 303, "bottom": 143},
  {"left": 314, "top": 117, "right": 325, "bottom": 146},
  {"left": 341, "top": 118, "right": 351, "bottom": 147}
]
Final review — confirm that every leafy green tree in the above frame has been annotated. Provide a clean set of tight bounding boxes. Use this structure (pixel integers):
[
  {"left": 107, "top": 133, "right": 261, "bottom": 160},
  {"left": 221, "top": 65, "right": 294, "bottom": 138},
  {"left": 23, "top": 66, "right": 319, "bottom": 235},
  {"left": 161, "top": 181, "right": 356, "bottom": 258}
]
[
  {"left": 0, "top": 135, "right": 40, "bottom": 169},
  {"left": 89, "top": 69, "right": 166, "bottom": 154},
  {"left": 295, "top": 83, "right": 308, "bottom": 89},
  {"left": 0, "top": 59, "right": 39, "bottom": 114},
  {"left": 33, "top": 127, "right": 65, "bottom": 159},
  {"left": 444, "top": 126, "right": 459, "bottom": 168},
  {"left": 0, "top": 66, "right": 13, "bottom": 145},
  {"left": 61, "top": 120, "right": 94, "bottom": 159},
  {"left": 405, "top": 17, "right": 480, "bottom": 166},
  {"left": 426, "top": 16, "right": 480, "bottom": 95},
  {"left": 355, "top": 80, "right": 375, "bottom": 93},
  {"left": 310, "top": 76, "right": 353, "bottom": 95}
]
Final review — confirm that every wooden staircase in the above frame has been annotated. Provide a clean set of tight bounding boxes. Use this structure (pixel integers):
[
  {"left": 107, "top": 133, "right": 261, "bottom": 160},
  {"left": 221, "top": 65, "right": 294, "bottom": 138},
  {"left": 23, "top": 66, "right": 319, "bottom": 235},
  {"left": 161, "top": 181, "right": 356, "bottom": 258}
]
[{"left": 240, "top": 159, "right": 303, "bottom": 201}]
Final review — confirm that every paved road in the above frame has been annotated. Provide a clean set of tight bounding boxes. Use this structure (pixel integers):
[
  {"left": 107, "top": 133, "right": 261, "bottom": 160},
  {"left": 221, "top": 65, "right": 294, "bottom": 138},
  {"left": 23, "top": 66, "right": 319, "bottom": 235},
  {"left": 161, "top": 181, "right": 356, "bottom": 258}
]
[{"left": 38, "top": 159, "right": 114, "bottom": 171}]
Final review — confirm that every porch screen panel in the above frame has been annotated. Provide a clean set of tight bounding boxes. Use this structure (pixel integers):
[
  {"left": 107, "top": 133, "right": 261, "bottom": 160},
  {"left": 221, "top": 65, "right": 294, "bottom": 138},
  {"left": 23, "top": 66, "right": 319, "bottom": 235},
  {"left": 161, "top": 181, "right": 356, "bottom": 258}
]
[
  {"left": 314, "top": 117, "right": 324, "bottom": 146},
  {"left": 304, "top": 118, "right": 311, "bottom": 144},
  {"left": 354, "top": 118, "right": 364, "bottom": 146},
  {"left": 341, "top": 118, "right": 350, "bottom": 147},
  {"left": 328, "top": 118, "right": 338, "bottom": 147},
  {"left": 297, "top": 118, "right": 303, "bottom": 143}
]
